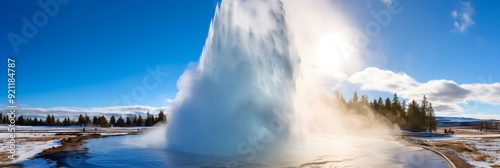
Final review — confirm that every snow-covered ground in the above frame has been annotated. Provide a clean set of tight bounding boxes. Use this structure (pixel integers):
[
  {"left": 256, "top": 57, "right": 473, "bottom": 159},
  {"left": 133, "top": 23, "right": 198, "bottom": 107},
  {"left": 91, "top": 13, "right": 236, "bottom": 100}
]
[
  {"left": 0, "top": 125, "right": 153, "bottom": 130},
  {"left": 410, "top": 133, "right": 500, "bottom": 167},
  {"left": 0, "top": 133, "right": 65, "bottom": 165}
]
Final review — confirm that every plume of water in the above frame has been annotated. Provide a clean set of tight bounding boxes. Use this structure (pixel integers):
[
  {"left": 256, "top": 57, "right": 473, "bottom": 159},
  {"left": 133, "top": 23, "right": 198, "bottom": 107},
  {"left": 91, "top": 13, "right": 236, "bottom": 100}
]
[
  {"left": 166, "top": 0, "right": 301, "bottom": 155},
  {"left": 140, "top": 0, "right": 397, "bottom": 159}
]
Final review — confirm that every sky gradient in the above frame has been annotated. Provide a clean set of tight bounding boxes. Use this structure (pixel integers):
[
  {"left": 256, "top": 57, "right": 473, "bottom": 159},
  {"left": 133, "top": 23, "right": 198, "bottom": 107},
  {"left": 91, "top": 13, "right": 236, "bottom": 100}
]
[{"left": 1, "top": 0, "right": 499, "bottom": 119}]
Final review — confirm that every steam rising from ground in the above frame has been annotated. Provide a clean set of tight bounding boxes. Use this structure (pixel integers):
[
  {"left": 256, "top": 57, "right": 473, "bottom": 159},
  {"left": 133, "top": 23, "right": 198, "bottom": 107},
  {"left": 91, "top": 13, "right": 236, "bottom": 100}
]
[{"left": 141, "top": 0, "right": 398, "bottom": 158}]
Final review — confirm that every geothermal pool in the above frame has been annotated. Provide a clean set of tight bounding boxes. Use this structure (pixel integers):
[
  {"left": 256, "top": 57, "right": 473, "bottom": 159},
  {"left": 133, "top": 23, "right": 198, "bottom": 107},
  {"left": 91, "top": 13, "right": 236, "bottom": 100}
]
[{"left": 30, "top": 134, "right": 450, "bottom": 168}]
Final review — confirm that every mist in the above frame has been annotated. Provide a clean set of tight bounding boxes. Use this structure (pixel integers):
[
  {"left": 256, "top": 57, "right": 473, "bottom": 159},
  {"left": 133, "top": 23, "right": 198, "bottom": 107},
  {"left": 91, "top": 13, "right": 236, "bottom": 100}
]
[{"left": 139, "top": 0, "right": 398, "bottom": 160}]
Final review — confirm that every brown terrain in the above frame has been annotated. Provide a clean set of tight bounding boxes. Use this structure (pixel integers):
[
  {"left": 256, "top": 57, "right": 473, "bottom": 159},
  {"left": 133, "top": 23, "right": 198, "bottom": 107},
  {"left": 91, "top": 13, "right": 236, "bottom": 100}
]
[
  {"left": 0, "top": 128, "right": 144, "bottom": 167},
  {"left": 402, "top": 127, "right": 500, "bottom": 168}
]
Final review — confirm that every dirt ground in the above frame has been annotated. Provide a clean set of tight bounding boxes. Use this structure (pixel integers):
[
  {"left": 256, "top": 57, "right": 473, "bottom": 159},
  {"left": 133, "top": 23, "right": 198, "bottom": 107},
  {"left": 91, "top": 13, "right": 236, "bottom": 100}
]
[{"left": 403, "top": 127, "right": 500, "bottom": 168}]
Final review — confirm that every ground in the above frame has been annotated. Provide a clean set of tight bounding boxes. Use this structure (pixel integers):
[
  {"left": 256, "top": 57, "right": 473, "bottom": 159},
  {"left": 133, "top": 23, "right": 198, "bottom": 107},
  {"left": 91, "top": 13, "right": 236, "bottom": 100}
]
[{"left": 402, "top": 127, "right": 500, "bottom": 168}]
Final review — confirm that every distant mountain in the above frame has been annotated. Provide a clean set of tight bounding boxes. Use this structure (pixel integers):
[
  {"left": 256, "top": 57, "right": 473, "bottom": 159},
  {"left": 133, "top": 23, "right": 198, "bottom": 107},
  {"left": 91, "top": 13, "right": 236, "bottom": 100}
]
[{"left": 435, "top": 116, "right": 486, "bottom": 122}]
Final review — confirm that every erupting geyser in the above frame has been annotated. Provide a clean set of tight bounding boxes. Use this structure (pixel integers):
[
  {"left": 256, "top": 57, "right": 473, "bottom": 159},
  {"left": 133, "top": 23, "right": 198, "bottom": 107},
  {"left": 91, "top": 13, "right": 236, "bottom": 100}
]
[
  {"left": 166, "top": 0, "right": 301, "bottom": 155},
  {"left": 155, "top": 0, "right": 394, "bottom": 159}
]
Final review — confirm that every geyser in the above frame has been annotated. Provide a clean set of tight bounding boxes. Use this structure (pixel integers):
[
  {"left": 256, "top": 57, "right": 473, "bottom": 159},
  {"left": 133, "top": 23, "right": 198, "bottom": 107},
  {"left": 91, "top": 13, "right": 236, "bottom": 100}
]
[
  {"left": 166, "top": 0, "right": 300, "bottom": 155},
  {"left": 158, "top": 0, "right": 396, "bottom": 160}
]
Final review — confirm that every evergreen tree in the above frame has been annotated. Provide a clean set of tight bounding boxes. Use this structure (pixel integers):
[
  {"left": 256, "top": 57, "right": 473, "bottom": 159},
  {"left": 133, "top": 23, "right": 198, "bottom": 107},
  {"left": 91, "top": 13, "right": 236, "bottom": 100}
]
[
  {"left": 402, "top": 100, "right": 407, "bottom": 124},
  {"left": 98, "top": 115, "right": 109, "bottom": 127},
  {"left": 109, "top": 115, "right": 116, "bottom": 127},
  {"left": 158, "top": 110, "right": 166, "bottom": 123},
  {"left": 33, "top": 117, "right": 38, "bottom": 126},
  {"left": 360, "top": 95, "right": 369, "bottom": 106},
  {"left": 392, "top": 93, "right": 402, "bottom": 112},
  {"left": 145, "top": 112, "right": 151, "bottom": 126},
  {"left": 428, "top": 103, "right": 437, "bottom": 132},
  {"left": 17, "top": 115, "right": 25, "bottom": 125},
  {"left": 25, "top": 118, "right": 32, "bottom": 126},
  {"left": 63, "top": 117, "right": 68, "bottom": 126},
  {"left": 133, "top": 116, "right": 137, "bottom": 126},
  {"left": 56, "top": 118, "right": 62, "bottom": 126},
  {"left": 351, "top": 91, "right": 359, "bottom": 105},
  {"left": 407, "top": 100, "right": 426, "bottom": 132},
  {"left": 384, "top": 97, "right": 392, "bottom": 111},
  {"left": 46, "top": 114, "right": 55, "bottom": 126},
  {"left": 116, "top": 116, "right": 125, "bottom": 127},
  {"left": 3, "top": 114, "right": 7, "bottom": 124},
  {"left": 334, "top": 90, "right": 347, "bottom": 106},
  {"left": 52, "top": 115, "right": 55, "bottom": 124},
  {"left": 93, "top": 116, "right": 99, "bottom": 126},
  {"left": 377, "top": 97, "right": 384, "bottom": 109},
  {"left": 126, "top": 117, "right": 132, "bottom": 126},
  {"left": 85, "top": 114, "right": 91, "bottom": 126},
  {"left": 420, "top": 95, "right": 429, "bottom": 131},
  {"left": 78, "top": 114, "right": 85, "bottom": 126},
  {"left": 137, "top": 114, "right": 143, "bottom": 126}
]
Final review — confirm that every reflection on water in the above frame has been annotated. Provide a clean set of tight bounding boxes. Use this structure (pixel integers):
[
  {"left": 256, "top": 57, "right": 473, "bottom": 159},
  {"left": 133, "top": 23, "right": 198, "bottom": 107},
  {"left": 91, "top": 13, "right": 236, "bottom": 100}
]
[{"left": 53, "top": 134, "right": 450, "bottom": 168}]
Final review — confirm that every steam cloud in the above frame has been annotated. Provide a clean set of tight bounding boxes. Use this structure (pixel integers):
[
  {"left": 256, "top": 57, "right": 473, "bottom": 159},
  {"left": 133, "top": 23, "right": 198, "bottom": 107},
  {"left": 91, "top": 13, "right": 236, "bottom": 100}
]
[{"left": 143, "top": 0, "right": 396, "bottom": 158}]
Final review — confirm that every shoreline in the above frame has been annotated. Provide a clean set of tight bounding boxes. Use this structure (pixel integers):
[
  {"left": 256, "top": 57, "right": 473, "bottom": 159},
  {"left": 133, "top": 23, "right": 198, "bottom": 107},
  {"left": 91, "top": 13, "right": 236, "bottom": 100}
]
[
  {"left": 3, "top": 127, "right": 488, "bottom": 168},
  {"left": 0, "top": 127, "right": 144, "bottom": 167},
  {"left": 401, "top": 127, "right": 500, "bottom": 168},
  {"left": 398, "top": 136, "right": 470, "bottom": 168}
]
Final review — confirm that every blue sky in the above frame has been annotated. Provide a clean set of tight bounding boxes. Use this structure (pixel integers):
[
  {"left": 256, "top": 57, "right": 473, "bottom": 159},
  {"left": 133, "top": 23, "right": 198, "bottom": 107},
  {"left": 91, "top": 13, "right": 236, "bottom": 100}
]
[
  {"left": 1, "top": 0, "right": 218, "bottom": 108},
  {"left": 1, "top": 0, "right": 499, "bottom": 118}
]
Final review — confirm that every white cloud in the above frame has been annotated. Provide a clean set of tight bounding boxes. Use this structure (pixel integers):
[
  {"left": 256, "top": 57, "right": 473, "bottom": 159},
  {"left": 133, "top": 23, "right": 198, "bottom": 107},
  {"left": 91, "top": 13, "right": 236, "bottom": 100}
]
[
  {"left": 349, "top": 67, "right": 418, "bottom": 93},
  {"left": 381, "top": 0, "right": 392, "bottom": 6},
  {"left": 166, "top": 98, "right": 174, "bottom": 103},
  {"left": 400, "top": 80, "right": 471, "bottom": 113},
  {"left": 452, "top": 1, "right": 475, "bottom": 33},
  {"left": 0, "top": 105, "right": 171, "bottom": 120},
  {"left": 462, "top": 83, "right": 500, "bottom": 104},
  {"left": 350, "top": 67, "right": 500, "bottom": 114},
  {"left": 451, "top": 10, "right": 458, "bottom": 18}
]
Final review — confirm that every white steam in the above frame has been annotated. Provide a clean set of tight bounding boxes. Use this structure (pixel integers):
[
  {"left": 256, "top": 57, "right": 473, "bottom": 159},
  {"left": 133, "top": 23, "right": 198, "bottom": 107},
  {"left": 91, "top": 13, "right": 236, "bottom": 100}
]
[
  {"left": 140, "top": 0, "right": 396, "bottom": 159},
  {"left": 166, "top": 0, "right": 299, "bottom": 155}
]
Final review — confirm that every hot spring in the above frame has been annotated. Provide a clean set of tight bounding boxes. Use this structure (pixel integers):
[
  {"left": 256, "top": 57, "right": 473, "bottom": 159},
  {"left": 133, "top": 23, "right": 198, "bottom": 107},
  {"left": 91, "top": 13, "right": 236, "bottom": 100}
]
[{"left": 128, "top": 0, "right": 450, "bottom": 167}]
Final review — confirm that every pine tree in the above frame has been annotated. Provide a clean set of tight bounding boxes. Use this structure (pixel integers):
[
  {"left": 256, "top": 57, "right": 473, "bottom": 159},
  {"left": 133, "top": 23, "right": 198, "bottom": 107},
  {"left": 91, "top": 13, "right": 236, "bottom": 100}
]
[
  {"left": 85, "top": 114, "right": 91, "bottom": 126},
  {"left": 63, "top": 117, "right": 68, "bottom": 126},
  {"left": 78, "top": 114, "right": 85, "bottom": 126},
  {"left": 109, "top": 115, "right": 116, "bottom": 127},
  {"left": 126, "top": 117, "right": 132, "bottom": 126},
  {"left": 402, "top": 100, "right": 407, "bottom": 124},
  {"left": 352, "top": 91, "right": 359, "bottom": 105},
  {"left": 137, "top": 114, "right": 143, "bottom": 126},
  {"left": 46, "top": 115, "right": 55, "bottom": 126},
  {"left": 116, "top": 116, "right": 125, "bottom": 127},
  {"left": 428, "top": 103, "right": 437, "bottom": 132},
  {"left": 52, "top": 115, "right": 56, "bottom": 124},
  {"left": 334, "top": 90, "right": 347, "bottom": 106},
  {"left": 377, "top": 97, "right": 384, "bottom": 109},
  {"left": 420, "top": 95, "right": 429, "bottom": 131},
  {"left": 360, "top": 95, "right": 369, "bottom": 106},
  {"left": 384, "top": 97, "right": 392, "bottom": 111},
  {"left": 407, "top": 100, "right": 424, "bottom": 132},
  {"left": 145, "top": 112, "right": 151, "bottom": 126},
  {"left": 17, "top": 115, "right": 25, "bottom": 125},
  {"left": 56, "top": 118, "right": 62, "bottom": 126},
  {"left": 33, "top": 117, "right": 38, "bottom": 126},
  {"left": 26, "top": 118, "right": 32, "bottom": 126},
  {"left": 158, "top": 110, "right": 165, "bottom": 123},
  {"left": 93, "top": 116, "right": 99, "bottom": 126},
  {"left": 98, "top": 115, "right": 109, "bottom": 127}
]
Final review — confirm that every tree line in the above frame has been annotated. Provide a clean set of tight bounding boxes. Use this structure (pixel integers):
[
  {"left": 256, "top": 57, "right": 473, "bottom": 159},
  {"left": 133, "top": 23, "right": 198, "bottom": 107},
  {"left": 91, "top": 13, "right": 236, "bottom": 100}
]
[
  {"left": 334, "top": 91, "right": 437, "bottom": 132},
  {"left": 0, "top": 110, "right": 167, "bottom": 127}
]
